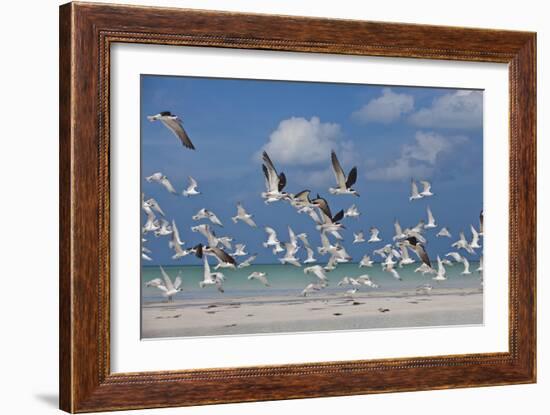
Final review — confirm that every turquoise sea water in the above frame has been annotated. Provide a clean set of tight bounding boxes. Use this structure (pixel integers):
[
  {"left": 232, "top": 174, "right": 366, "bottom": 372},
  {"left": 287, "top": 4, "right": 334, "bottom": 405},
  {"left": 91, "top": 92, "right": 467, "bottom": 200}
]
[{"left": 142, "top": 262, "right": 482, "bottom": 303}]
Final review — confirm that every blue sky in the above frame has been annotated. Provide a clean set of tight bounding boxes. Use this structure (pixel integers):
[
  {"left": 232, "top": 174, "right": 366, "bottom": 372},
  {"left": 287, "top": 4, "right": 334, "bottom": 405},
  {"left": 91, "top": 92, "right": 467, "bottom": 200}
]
[{"left": 141, "top": 75, "right": 483, "bottom": 265}]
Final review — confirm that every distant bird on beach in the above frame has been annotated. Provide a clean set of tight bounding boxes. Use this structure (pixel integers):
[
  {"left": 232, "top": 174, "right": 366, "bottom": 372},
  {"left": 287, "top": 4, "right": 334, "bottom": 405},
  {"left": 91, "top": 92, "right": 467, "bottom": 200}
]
[
  {"left": 231, "top": 202, "right": 257, "bottom": 227},
  {"left": 329, "top": 150, "right": 359, "bottom": 196},
  {"left": 146, "top": 172, "right": 177, "bottom": 194},
  {"left": 416, "top": 284, "right": 433, "bottom": 294},
  {"left": 147, "top": 111, "right": 195, "bottom": 149},
  {"left": 182, "top": 176, "right": 200, "bottom": 197}
]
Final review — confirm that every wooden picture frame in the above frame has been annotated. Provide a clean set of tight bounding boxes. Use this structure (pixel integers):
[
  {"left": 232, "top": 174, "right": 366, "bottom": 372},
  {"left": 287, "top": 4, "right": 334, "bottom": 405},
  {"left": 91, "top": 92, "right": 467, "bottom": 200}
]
[{"left": 59, "top": 2, "right": 536, "bottom": 412}]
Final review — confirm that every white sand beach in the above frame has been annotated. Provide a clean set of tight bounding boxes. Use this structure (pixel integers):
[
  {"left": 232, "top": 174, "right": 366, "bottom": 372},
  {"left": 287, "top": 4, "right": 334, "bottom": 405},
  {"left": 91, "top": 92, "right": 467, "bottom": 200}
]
[{"left": 141, "top": 288, "right": 483, "bottom": 338}]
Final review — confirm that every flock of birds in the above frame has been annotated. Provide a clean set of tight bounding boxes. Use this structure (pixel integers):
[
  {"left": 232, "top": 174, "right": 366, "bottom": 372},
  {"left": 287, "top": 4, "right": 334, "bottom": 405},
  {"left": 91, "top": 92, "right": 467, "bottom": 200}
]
[{"left": 143, "top": 111, "right": 483, "bottom": 302}]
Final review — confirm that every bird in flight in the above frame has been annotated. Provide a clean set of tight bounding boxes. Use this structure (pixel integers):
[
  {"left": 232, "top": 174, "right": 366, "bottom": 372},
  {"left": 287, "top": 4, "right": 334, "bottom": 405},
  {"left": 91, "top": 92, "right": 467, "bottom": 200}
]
[
  {"left": 147, "top": 111, "right": 195, "bottom": 149},
  {"left": 329, "top": 150, "right": 359, "bottom": 196}
]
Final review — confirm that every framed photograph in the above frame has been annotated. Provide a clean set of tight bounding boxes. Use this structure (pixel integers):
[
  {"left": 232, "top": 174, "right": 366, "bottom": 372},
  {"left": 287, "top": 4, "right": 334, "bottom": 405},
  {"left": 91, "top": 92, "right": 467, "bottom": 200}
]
[{"left": 59, "top": 2, "right": 536, "bottom": 412}]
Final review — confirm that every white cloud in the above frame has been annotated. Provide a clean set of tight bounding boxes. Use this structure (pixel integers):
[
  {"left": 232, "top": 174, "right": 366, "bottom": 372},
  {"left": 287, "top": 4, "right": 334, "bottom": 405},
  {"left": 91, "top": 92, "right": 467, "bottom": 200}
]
[
  {"left": 258, "top": 116, "right": 344, "bottom": 165},
  {"left": 408, "top": 90, "right": 483, "bottom": 129},
  {"left": 366, "top": 131, "right": 467, "bottom": 181},
  {"left": 352, "top": 88, "right": 414, "bottom": 124}
]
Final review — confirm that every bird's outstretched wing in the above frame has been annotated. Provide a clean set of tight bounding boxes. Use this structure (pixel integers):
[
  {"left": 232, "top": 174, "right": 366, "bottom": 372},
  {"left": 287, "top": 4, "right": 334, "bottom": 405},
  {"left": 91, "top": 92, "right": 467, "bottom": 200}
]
[
  {"left": 331, "top": 150, "right": 346, "bottom": 188},
  {"left": 161, "top": 117, "right": 195, "bottom": 149},
  {"left": 345, "top": 166, "right": 358, "bottom": 188}
]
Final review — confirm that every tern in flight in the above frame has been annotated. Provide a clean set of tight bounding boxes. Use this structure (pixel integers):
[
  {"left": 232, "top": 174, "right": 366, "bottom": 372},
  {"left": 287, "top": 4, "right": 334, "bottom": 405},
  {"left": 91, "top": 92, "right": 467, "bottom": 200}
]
[
  {"left": 419, "top": 180, "right": 434, "bottom": 197},
  {"left": 301, "top": 282, "right": 326, "bottom": 297},
  {"left": 263, "top": 227, "right": 284, "bottom": 254},
  {"left": 147, "top": 111, "right": 195, "bottom": 149},
  {"left": 359, "top": 254, "right": 374, "bottom": 268},
  {"left": 311, "top": 194, "right": 345, "bottom": 234},
  {"left": 261, "top": 151, "right": 288, "bottom": 203},
  {"left": 146, "top": 172, "right": 177, "bottom": 195},
  {"left": 424, "top": 206, "right": 437, "bottom": 229},
  {"left": 297, "top": 233, "right": 317, "bottom": 264},
  {"left": 231, "top": 202, "right": 257, "bottom": 228},
  {"left": 368, "top": 227, "right": 382, "bottom": 243},
  {"left": 329, "top": 150, "right": 359, "bottom": 196},
  {"left": 452, "top": 231, "right": 475, "bottom": 254},
  {"left": 432, "top": 256, "right": 447, "bottom": 281},
  {"left": 231, "top": 244, "right": 248, "bottom": 257},
  {"left": 199, "top": 256, "right": 225, "bottom": 293},
  {"left": 182, "top": 176, "right": 200, "bottom": 197},
  {"left": 353, "top": 231, "right": 366, "bottom": 244},
  {"left": 344, "top": 204, "right": 360, "bottom": 218},
  {"left": 248, "top": 272, "right": 270, "bottom": 287},
  {"left": 409, "top": 179, "right": 423, "bottom": 201},
  {"left": 304, "top": 265, "right": 329, "bottom": 283},
  {"left": 146, "top": 266, "right": 183, "bottom": 302},
  {"left": 404, "top": 236, "right": 432, "bottom": 268},
  {"left": 436, "top": 227, "right": 452, "bottom": 238},
  {"left": 192, "top": 208, "right": 223, "bottom": 227},
  {"left": 470, "top": 224, "right": 481, "bottom": 249},
  {"left": 237, "top": 254, "right": 257, "bottom": 269}
]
